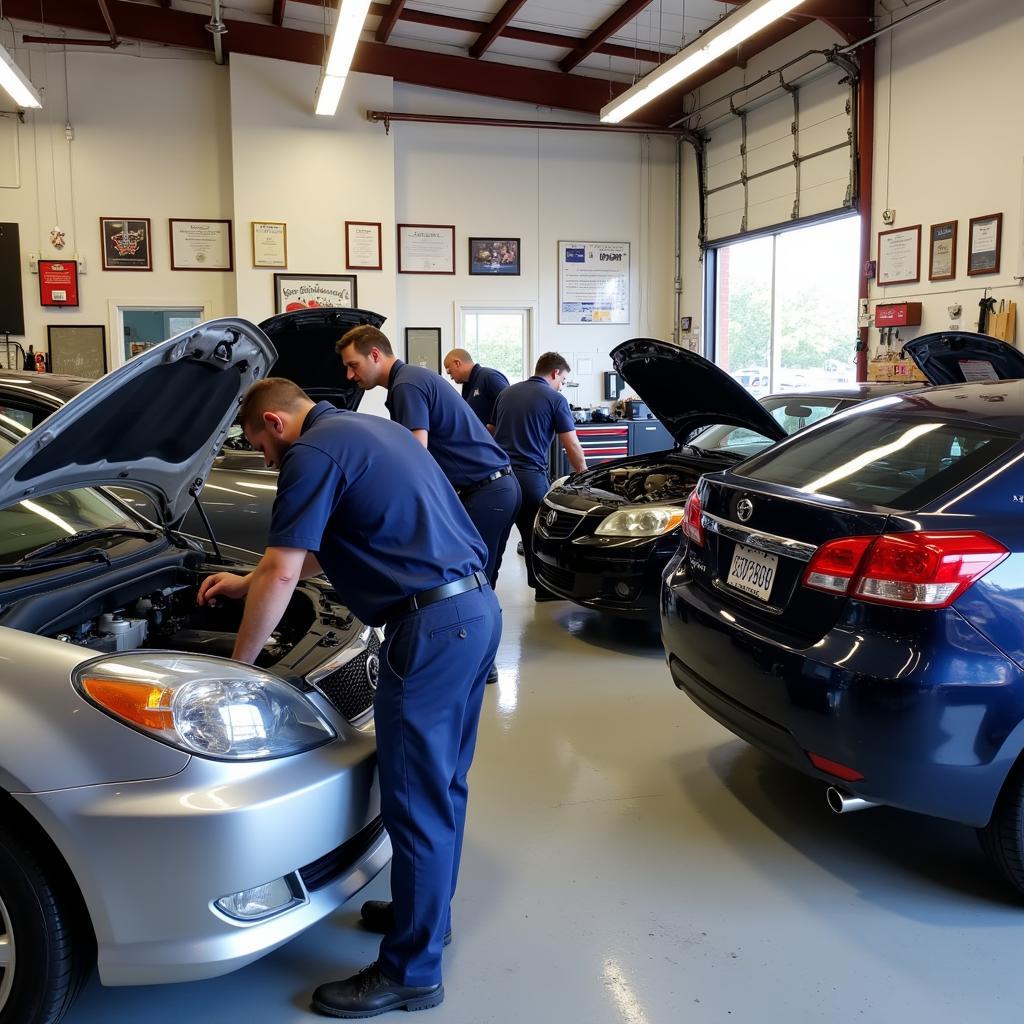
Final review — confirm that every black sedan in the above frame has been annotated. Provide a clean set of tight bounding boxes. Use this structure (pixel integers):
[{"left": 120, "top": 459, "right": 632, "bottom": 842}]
[{"left": 532, "top": 337, "right": 925, "bottom": 619}]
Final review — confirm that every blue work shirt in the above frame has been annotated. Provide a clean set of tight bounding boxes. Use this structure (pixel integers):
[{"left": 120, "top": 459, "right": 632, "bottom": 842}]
[
  {"left": 461, "top": 363, "right": 509, "bottom": 425},
  {"left": 267, "top": 402, "right": 486, "bottom": 626},
  {"left": 385, "top": 360, "right": 509, "bottom": 487},
  {"left": 491, "top": 376, "right": 576, "bottom": 474}
]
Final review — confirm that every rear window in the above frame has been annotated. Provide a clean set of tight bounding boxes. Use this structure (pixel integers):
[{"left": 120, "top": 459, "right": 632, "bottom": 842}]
[{"left": 733, "top": 413, "right": 1019, "bottom": 510}]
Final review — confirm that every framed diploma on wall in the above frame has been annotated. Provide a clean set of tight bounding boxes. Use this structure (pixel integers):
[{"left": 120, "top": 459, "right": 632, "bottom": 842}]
[
  {"left": 397, "top": 224, "right": 455, "bottom": 274},
  {"left": 252, "top": 221, "right": 288, "bottom": 268},
  {"left": 405, "top": 327, "right": 442, "bottom": 373},
  {"left": 169, "top": 219, "right": 233, "bottom": 271},
  {"left": 967, "top": 213, "right": 1002, "bottom": 276},
  {"left": 346, "top": 221, "right": 383, "bottom": 270},
  {"left": 928, "top": 221, "right": 957, "bottom": 282},
  {"left": 877, "top": 225, "right": 921, "bottom": 286}
]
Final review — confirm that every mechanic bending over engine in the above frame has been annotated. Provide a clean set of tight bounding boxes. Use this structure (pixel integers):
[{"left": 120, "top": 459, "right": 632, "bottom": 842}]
[{"left": 197, "top": 377, "right": 500, "bottom": 1019}]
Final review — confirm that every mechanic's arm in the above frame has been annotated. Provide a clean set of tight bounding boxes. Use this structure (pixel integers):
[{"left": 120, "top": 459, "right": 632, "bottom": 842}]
[
  {"left": 410, "top": 428, "right": 428, "bottom": 448},
  {"left": 228, "top": 547, "right": 308, "bottom": 664},
  {"left": 559, "top": 430, "right": 587, "bottom": 474}
]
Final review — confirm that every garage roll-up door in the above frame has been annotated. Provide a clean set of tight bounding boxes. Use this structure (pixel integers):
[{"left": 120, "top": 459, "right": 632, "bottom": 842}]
[{"left": 703, "top": 64, "right": 857, "bottom": 244}]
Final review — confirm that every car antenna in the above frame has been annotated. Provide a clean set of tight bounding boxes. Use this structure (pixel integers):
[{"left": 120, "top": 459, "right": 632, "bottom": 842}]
[{"left": 188, "top": 479, "right": 224, "bottom": 562}]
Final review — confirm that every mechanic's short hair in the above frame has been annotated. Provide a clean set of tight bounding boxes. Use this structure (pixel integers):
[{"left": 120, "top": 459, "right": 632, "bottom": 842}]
[
  {"left": 534, "top": 352, "right": 571, "bottom": 377},
  {"left": 445, "top": 348, "right": 473, "bottom": 364},
  {"left": 239, "top": 377, "right": 312, "bottom": 432},
  {"left": 337, "top": 324, "right": 394, "bottom": 358}
]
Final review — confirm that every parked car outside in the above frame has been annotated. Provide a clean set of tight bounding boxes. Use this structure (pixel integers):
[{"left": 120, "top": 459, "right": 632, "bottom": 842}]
[
  {"left": 532, "top": 337, "right": 925, "bottom": 619},
  {"left": 660, "top": 332, "right": 1024, "bottom": 894},
  {"left": 0, "top": 320, "right": 391, "bottom": 1024}
]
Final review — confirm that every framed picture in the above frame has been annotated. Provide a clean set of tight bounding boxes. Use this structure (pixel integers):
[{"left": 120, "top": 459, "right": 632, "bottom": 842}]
[
  {"left": 397, "top": 224, "right": 455, "bottom": 274},
  {"left": 967, "top": 213, "right": 1003, "bottom": 276},
  {"left": 100, "top": 217, "right": 151, "bottom": 271},
  {"left": 928, "top": 221, "right": 957, "bottom": 282},
  {"left": 170, "top": 219, "right": 233, "bottom": 271},
  {"left": 47, "top": 324, "right": 106, "bottom": 378},
  {"left": 346, "top": 221, "right": 383, "bottom": 270},
  {"left": 469, "top": 237, "right": 520, "bottom": 275},
  {"left": 274, "top": 273, "right": 357, "bottom": 314},
  {"left": 877, "top": 225, "right": 921, "bottom": 286},
  {"left": 405, "top": 327, "right": 441, "bottom": 373},
  {"left": 252, "top": 221, "right": 287, "bottom": 268},
  {"left": 38, "top": 259, "right": 79, "bottom": 306}
]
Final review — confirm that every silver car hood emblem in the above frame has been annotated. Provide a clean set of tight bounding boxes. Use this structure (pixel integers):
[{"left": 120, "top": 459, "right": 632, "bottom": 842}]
[
  {"left": 366, "top": 653, "right": 379, "bottom": 692},
  {"left": 545, "top": 509, "right": 558, "bottom": 527},
  {"left": 736, "top": 498, "right": 754, "bottom": 522}
]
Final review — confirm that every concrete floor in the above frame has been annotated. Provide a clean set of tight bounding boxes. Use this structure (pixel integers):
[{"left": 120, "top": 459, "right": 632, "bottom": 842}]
[{"left": 68, "top": 543, "right": 1024, "bottom": 1023}]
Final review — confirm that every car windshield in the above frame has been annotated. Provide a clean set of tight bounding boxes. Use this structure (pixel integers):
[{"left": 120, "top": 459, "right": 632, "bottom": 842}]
[
  {"left": 733, "top": 411, "right": 1020, "bottom": 511},
  {"left": 0, "top": 433, "right": 141, "bottom": 563},
  {"left": 687, "top": 395, "right": 846, "bottom": 457}
]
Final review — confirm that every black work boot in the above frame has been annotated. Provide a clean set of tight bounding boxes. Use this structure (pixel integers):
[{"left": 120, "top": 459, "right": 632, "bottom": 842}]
[
  {"left": 360, "top": 901, "right": 452, "bottom": 946},
  {"left": 312, "top": 962, "right": 444, "bottom": 1018}
]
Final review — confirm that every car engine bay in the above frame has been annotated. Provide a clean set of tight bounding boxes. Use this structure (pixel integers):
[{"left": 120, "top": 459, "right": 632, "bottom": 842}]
[{"left": 583, "top": 461, "right": 700, "bottom": 504}]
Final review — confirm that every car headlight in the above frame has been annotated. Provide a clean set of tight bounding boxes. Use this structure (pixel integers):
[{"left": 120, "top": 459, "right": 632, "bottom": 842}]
[
  {"left": 594, "top": 505, "right": 686, "bottom": 537},
  {"left": 74, "top": 653, "right": 336, "bottom": 761}
]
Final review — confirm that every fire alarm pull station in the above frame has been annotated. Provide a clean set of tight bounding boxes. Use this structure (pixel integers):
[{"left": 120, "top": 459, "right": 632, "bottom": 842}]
[{"left": 874, "top": 302, "right": 922, "bottom": 328}]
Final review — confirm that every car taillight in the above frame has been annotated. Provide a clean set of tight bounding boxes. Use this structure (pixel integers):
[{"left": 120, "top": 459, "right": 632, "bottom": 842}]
[
  {"left": 803, "top": 531, "right": 1008, "bottom": 609},
  {"left": 683, "top": 489, "right": 703, "bottom": 546}
]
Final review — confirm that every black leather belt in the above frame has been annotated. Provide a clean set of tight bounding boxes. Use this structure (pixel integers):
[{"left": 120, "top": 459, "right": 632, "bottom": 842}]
[
  {"left": 385, "top": 570, "right": 489, "bottom": 621},
  {"left": 457, "top": 465, "right": 512, "bottom": 498}
]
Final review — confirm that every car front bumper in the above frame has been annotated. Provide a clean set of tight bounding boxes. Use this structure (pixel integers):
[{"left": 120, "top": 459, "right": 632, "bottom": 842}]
[
  {"left": 19, "top": 736, "right": 390, "bottom": 986},
  {"left": 660, "top": 574, "right": 1024, "bottom": 828}
]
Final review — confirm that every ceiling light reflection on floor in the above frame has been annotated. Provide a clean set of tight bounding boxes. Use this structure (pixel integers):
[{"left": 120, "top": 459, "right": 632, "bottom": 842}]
[{"left": 602, "top": 957, "right": 650, "bottom": 1024}]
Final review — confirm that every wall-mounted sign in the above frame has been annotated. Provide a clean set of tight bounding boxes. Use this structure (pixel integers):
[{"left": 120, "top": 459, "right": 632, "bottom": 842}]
[
  {"left": 558, "top": 241, "right": 630, "bottom": 324},
  {"left": 100, "top": 217, "right": 152, "bottom": 271},
  {"left": 38, "top": 259, "right": 79, "bottom": 307},
  {"left": 928, "top": 221, "right": 957, "bottom": 282},
  {"left": 967, "top": 212, "right": 1002, "bottom": 276},
  {"left": 274, "top": 273, "right": 357, "bottom": 314}
]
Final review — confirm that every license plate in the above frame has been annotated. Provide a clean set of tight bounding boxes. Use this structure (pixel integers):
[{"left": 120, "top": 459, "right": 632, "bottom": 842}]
[{"left": 726, "top": 543, "right": 778, "bottom": 603}]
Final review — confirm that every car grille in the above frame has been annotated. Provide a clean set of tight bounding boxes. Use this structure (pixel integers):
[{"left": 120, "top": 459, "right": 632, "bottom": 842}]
[
  {"left": 537, "top": 562, "right": 575, "bottom": 593},
  {"left": 536, "top": 505, "right": 586, "bottom": 540},
  {"left": 311, "top": 630, "right": 380, "bottom": 723},
  {"left": 299, "top": 816, "right": 386, "bottom": 892}
]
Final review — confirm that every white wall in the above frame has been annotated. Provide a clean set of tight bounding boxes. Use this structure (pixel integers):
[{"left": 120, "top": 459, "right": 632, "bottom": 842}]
[{"left": 0, "top": 48, "right": 235, "bottom": 370}]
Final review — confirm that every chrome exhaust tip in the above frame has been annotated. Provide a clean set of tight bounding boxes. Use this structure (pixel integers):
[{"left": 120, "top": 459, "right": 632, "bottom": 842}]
[{"left": 826, "top": 786, "right": 879, "bottom": 814}]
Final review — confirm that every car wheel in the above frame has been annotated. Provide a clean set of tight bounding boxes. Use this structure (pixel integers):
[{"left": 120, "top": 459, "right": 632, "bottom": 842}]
[
  {"left": 979, "top": 760, "right": 1024, "bottom": 897},
  {"left": 0, "top": 826, "right": 91, "bottom": 1024}
]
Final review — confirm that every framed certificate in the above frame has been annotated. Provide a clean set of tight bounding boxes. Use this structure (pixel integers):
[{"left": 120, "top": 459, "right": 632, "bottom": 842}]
[
  {"left": 100, "top": 217, "right": 151, "bottom": 271},
  {"left": 346, "top": 221, "right": 383, "bottom": 270},
  {"left": 252, "top": 221, "right": 287, "bottom": 268},
  {"left": 877, "top": 225, "right": 921, "bottom": 286},
  {"left": 928, "top": 221, "right": 957, "bottom": 282},
  {"left": 169, "top": 218, "right": 233, "bottom": 271},
  {"left": 405, "top": 327, "right": 442, "bottom": 373},
  {"left": 397, "top": 224, "right": 455, "bottom": 274},
  {"left": 967, "top": 213, "right": 1002, "bottom": 276},
  {"left": 47, "top": 324, "right": 107, "bottom": 378}
]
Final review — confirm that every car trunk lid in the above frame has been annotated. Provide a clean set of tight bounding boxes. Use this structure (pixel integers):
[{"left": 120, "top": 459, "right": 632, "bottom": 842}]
[{"left": 903, "top": 330, "right": 1024, "bottom": 385}]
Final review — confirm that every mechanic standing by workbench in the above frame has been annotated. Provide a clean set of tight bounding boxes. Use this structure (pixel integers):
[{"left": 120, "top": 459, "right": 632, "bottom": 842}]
[
  {"left": 337, "top": 326, "right": 520, "bottom": 615},
  {"left": 490, "top": 352, "right": 587, "bottom": 601},
  {"left": 197, "top": 377, "right": 500, "bottom": 1019}
]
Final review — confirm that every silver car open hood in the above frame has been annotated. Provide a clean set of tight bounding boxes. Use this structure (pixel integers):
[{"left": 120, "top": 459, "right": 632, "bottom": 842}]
[{"left": 0, "top": 318, "right": 277, "bottom": 525}]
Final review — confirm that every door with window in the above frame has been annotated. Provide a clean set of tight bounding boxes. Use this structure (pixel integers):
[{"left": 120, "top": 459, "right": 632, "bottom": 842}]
[
  {"left": 458, "top": 306, "right": 533, "bottom": 385},
  {"left": 710, "top": 216, "right": 860, "bottom": 394}
]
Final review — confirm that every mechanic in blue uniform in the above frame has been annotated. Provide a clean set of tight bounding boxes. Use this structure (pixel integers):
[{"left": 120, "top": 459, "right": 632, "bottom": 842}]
[
  {"left": 197, "top": 377, "right": 500, "bottom": 1019},
  {"left": 490, "top": 352, "right": 587, "bottom": 601},
  {"left": 441, "top": 347, "right": 509, "bottom": 425},
  {"left": 337, "top": 326, "right": 520, "bottom": 601}
]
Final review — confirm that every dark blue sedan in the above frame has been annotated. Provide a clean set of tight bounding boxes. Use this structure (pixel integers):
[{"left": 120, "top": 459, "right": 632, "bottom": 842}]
[{"left": 661, "top": 344, "right": 1024, "bottom": 894}]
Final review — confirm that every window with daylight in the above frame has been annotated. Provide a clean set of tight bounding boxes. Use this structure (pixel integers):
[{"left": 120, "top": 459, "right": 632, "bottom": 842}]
[
  {"left": 709, "top": 216, "right": 861, "bottom": 396},
  {"left": 459, "top": 308, "right": 531, "bottom": 385}
]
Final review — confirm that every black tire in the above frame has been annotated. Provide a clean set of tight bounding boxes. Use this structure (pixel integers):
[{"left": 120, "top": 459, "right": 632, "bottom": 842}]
[
  {"left": 0, "top": 825, "right": 92, "bottom": 1024},
  {"left": 979, "top": 759, "right": 1024, "bottom": 897}
]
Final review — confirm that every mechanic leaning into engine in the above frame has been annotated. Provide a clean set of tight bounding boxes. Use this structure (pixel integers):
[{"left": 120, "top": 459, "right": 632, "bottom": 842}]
[
  {"left": 489, "top": 352, "right": 587, "bottom": 602},
  {"left": 337, "top": 327, "right": 519, "bottom": 680},
  {"left": 197, "top": 377, "right": 500, "bottom": 1020}
]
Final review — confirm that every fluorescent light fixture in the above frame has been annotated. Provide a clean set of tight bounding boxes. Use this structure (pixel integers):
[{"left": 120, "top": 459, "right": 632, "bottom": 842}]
[
  {"left": 314, "top": 0, "right": 372, "bottom": 116},
  {"left": 0, "top": 42, "right": 42, "bottom": 110},
  {"left": 601, "top": 0, "right": 807, "bottom": 124}
]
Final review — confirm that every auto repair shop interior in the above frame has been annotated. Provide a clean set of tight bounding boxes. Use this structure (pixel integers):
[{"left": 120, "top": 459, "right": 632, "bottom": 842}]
[{"left": 1, "top": 0, "right": 1024, "bottom": 1022}]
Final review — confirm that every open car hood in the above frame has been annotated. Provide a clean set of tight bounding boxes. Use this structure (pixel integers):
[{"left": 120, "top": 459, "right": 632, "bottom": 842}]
[
  {"left": 0, "top": 318, "right": 276, "bottom": 525},
  {"left": 611, "top": 338, "right": 786, "bottom": 445},
  {"left": 902, "top": 331, "right": 1024, "bottom": 386},
  {"left": 257, "top": 307, "right": 385, "bottom": 411}
]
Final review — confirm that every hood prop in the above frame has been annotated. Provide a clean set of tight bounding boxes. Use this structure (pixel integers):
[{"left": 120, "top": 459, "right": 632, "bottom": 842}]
[{"left": 189, "top": 479, "right": 224, "bottom": 562}]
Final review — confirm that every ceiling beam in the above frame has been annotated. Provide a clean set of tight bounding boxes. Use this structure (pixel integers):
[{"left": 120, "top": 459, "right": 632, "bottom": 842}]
[
  {"left": 469, "top": 0, "right": 528, "bottom": 59},
  {"left": 272, "top": 0, "right": 286, "bottom": 28},
  {"left": 375, "top": 0, "right": 407, "bottom": 44},
  {"left": 3, "top": 0, "right": 639, "bottom": 118},
  {"left": 560, "top": 0, "right": 657, "bottom": 73}
]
